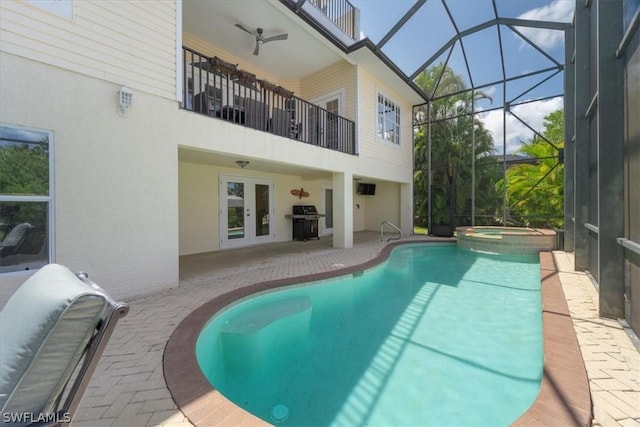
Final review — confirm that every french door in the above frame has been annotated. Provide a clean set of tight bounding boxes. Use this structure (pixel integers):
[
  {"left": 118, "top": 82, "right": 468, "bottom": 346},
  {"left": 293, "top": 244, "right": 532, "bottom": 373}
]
[
  {"left": 220, "top": 175, "right": 274, "bottom": 248},
  {"left": 309, "top": 92, "right": 342, "bottom": 149}
]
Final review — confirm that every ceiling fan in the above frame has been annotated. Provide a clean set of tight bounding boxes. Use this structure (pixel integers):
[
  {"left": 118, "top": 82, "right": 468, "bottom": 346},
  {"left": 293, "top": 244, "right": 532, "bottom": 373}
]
[{"left": 234, "top": 23, "right": 288, "bottom": 56}]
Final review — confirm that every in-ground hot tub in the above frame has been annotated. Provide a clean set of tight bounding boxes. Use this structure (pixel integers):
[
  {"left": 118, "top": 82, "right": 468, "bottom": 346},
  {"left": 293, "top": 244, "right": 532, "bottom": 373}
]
[{"left": 456, "top": 226, "right": 556, "bottom": 255}]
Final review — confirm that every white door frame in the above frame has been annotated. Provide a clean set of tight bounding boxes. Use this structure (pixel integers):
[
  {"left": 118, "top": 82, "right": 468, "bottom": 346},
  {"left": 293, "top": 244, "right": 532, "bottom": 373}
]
[
  {"left": 219, "top": 174, "right": 275, "bottom": 249},
  {"left": 310, "top": 89, "right": 345, "bottom": 115},
  {"left": 322, "top": 186, "right": 334, "bottom": 236}
]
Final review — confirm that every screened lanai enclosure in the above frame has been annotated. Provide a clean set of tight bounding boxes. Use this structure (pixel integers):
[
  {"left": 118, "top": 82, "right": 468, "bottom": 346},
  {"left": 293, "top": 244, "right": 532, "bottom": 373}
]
[
  {"left": 353, "top": 0, "right": 639, "bottom": 335},
  {"left": 352, "top": 0, "right": 571, "bottom": 232}
]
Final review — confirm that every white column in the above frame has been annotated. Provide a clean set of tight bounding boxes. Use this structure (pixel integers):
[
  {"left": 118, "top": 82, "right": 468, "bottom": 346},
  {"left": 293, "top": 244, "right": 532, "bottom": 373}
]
[
  {"left": 400, "top": 182, "right": 413, "bottom": 235},
  {"left": 332, "top": 171, "right": 353, "bottom": 248}
]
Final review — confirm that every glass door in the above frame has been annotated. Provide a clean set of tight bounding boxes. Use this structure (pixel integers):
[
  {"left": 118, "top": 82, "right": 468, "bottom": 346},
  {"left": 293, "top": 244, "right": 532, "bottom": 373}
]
[
  {"left": 220, "top": 175, "right": 274, "bottom": 248},
  {"left": 325, "top": 99, "right": 339, "bottom": 149},
  {"left": 310, "top": 91, "right": 343, "bottom": 149}
]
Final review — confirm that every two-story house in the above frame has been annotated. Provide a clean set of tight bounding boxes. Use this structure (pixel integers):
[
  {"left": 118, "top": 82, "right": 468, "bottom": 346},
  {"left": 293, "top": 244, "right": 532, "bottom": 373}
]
[{"left": 0, "top": 0, "right": 425, "bottom": 301}]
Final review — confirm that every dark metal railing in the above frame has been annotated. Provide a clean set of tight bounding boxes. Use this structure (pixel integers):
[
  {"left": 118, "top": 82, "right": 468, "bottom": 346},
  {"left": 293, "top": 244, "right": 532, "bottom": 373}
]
[
  {"left": 182, "top": 47, "right": 356, "bottom": 155},
  {"left": 308, "top": 0, "right": 358, "bottom": 39}
]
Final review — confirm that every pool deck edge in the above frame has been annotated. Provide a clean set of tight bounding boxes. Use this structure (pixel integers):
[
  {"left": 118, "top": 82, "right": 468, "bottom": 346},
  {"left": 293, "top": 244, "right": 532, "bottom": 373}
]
[
  {"left": 163, "top": 243, "right": 593, "bottom": 426},
  {"left": 512, "top": 252, "right": 592, "bottom": 427}
]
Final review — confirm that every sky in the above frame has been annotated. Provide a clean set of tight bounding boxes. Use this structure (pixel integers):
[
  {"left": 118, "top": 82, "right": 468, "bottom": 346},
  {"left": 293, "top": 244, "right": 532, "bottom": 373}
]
[{"left": 349, "top": 0, "right": 574, "bottom": 153}]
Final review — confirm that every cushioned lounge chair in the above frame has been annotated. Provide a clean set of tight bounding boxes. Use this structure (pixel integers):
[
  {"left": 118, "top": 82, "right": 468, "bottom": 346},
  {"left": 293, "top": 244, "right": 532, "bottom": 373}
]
[
  {"left": 0, "top": 223, "right": 34, "bottom": 258},
  {"left": 0, "top": 264, "right": 129, "bottom": 426}
]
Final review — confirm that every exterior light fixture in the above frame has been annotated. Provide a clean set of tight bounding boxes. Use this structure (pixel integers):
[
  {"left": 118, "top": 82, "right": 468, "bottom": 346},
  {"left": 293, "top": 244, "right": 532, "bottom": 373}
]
[
  {"left": 236, "top": 160, "right": 250, "bottom": 168},
  {"left": 118, "top": 86, "right": 133, "bottom": 117}
]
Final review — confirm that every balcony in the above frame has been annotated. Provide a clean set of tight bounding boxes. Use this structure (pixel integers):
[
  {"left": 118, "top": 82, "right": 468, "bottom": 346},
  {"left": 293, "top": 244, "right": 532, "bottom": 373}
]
[
  {"left": 302, "top": 0, "right": 359, "bottom": 41},
  {"left": 182, "top": 47, "right": 356, "bottom": 155}
]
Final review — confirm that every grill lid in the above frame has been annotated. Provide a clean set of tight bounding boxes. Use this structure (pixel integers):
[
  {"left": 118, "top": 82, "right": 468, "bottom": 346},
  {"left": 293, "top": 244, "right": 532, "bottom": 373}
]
[{"left": 292, "top": 205, "right": 318, "bottom": 215}]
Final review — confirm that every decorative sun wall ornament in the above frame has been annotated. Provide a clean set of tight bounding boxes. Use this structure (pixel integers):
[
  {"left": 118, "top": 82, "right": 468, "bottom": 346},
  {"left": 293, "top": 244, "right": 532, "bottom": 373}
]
[{"left": 290, "top": 188, "right": 309, "bottom": 199}]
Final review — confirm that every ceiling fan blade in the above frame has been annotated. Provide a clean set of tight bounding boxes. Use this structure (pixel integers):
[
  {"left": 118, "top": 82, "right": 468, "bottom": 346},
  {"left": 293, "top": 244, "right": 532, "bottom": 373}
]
[
  {"left": 263, "top": 33, "right": 288, "bottom": 43},
  {"left": 235, "top": 23, "right": 255, "bottom": 35},
  {"left": 253, "top": 42, "right": 260, "bottom": 56}
]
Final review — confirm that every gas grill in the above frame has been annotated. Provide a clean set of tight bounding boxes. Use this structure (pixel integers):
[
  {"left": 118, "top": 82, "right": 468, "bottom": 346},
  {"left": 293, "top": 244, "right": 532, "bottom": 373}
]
[{"left": 291, "top": 205, "right": 320, "bottom": 241}]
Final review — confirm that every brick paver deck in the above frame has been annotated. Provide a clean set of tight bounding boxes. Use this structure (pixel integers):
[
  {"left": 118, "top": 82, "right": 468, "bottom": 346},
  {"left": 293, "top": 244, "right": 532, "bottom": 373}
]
[
  {"left": 72, "top": 233, "right": 640, "bottom": 426},
  {"left": 554, "top": 252, "right": 640, "bottom": 427}
]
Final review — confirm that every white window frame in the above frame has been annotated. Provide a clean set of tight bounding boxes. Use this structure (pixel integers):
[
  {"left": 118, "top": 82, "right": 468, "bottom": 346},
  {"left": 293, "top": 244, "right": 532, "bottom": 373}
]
[
  {"left": 376, "top": 90, "right": 401, "bottom": 146},
  {"left": 0, "top": 123, "right": 55, "bottom": 276}
]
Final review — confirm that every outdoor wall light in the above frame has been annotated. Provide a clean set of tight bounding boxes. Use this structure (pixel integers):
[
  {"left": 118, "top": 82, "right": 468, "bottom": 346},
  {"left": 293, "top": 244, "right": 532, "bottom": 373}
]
[
  {"left": 118, "top": 86, "right": 133, "bottom": 117},
  {"left": 236, "top": 160, "right": 250, "bottom": 168}
]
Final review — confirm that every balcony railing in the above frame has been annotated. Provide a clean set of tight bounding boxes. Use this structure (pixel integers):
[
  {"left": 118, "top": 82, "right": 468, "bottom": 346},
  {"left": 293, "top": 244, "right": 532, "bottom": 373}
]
[
  {"left": 182, "top": 47, "right": 356, "bottom": 155},
  {"left": 307, "top": 0, "right": 358, "bottom": 40}
]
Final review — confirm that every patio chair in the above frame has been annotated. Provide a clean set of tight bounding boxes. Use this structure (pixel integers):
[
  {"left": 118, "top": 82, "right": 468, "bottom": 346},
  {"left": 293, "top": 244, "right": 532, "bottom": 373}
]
[
  {"left": 244, "top": 98, "right": 268, "bottom": 130},
  {"left": 0, "top": 264, "right": 129, "bottom": 426},
  {"left": 272, "top": 107, "right": 293, "bottom": 137},
  {"left": 0, "top": 223, "right": 34, "bottom": 258}
]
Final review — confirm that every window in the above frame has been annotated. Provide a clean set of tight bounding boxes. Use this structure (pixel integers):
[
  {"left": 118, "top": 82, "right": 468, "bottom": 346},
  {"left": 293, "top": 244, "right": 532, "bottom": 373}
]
[
  {"left": 0, "top": 125, "right": 53, "bottom": 274},
  {"left": 377, "top": 92, "right": 401, "bottom": 145}
]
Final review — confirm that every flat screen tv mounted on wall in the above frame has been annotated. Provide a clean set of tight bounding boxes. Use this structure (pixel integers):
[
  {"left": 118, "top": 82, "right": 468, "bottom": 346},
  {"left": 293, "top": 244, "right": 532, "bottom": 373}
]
[{"left": 357, "top": 183, "right": 376, "bottom": 195}]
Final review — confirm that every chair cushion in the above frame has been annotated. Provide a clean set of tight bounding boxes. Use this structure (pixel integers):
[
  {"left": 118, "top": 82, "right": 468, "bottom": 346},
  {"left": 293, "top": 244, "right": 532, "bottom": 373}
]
[
  {"left": 0, "top": 223, "right": 33, "bottom": 257},
  {"left": 0, "top": 264, "right": 108, "bottom": 421}
]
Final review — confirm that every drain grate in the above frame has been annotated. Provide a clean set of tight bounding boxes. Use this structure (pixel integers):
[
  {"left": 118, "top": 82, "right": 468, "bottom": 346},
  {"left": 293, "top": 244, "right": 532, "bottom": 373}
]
[{"left": 270, "top": 403, "right": 289, "bottom": 422}]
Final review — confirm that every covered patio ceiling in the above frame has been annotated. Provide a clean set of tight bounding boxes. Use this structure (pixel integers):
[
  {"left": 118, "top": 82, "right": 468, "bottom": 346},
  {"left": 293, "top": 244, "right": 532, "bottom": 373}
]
[{"left": 182, "top": 0, "right": 347, "bottom": 81}]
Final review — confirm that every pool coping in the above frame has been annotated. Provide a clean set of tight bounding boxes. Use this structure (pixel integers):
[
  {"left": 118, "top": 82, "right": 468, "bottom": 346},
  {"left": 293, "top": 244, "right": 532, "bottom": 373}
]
[{"left": 163, "top": 241, "right": 592, "bottom": 426}]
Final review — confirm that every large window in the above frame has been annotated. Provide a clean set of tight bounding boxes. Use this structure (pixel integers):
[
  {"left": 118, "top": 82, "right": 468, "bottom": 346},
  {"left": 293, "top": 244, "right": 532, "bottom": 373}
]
[
  {"left": 377, "top": 92, "right": 401, "bottom": 145},
  {"left": 0, "top": 125, "right": 53, "bottom": 274}
]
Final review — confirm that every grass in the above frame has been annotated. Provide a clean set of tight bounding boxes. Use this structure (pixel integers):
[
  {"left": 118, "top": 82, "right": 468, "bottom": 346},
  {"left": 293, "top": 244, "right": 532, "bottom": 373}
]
[{"left": 414, "top": 226, "right": 428, "bottom": 235}]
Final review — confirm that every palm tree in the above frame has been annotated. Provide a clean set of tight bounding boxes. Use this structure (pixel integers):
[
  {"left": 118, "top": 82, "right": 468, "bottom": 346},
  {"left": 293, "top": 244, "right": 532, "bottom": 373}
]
[
  {"left": 502, "top": 110, "right": 564, "bottom": 228},
  {"left": 413, "top": 63, "right": 497, "bottom": 231}
]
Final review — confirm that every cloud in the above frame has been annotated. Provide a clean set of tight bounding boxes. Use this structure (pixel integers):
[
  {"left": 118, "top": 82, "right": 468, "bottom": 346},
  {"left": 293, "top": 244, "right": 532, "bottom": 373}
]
[
  {"left": 519, "top": 0, "right": 575, "bottom": 22},
  {"left": 515, "top": 0, "right": 574, "bottom": 50},
  {"left": 478, "top": 96, "right": 564, "bottom": 154}
]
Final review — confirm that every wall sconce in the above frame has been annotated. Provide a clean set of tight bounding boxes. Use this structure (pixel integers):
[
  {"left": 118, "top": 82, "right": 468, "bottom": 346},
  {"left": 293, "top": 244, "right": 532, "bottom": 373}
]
[
  {"left": 236, "top": 160, "right": 250, "bottom": 168},
  {"left": 118, "top": 86, "right": 133, "bottom": 117}
]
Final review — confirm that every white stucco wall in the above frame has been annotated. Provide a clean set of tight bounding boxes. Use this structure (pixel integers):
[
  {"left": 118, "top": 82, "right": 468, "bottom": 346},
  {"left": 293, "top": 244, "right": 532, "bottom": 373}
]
[
  {"left": 1, "top": 53, "right": 179, "bottom": 304},
  {"left": 364, "top": 181, "right": 400, "bottom": 230},
  {"left": 178, "top": 162, "right": 219, "bottom": 255}
]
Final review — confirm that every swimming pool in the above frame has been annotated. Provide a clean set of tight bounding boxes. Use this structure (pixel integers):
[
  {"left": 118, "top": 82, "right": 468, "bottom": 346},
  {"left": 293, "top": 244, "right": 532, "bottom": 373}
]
[{"left": 195, "top": 243, "right": 543, "bottom": 426}]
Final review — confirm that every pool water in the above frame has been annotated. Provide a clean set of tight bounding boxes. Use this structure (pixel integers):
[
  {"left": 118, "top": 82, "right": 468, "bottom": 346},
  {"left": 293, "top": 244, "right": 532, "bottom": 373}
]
[{"left": 196, "top": 243, "right": 543, "bottom": 426}]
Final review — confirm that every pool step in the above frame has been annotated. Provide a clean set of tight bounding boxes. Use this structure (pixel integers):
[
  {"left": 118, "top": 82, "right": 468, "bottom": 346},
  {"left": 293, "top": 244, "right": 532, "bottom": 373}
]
[
  {"left": 221, "top": 296, "right": 311, "bottom": 334},
  {"left": 220, "top": 296, "right": 313, "bottom": 375}
]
